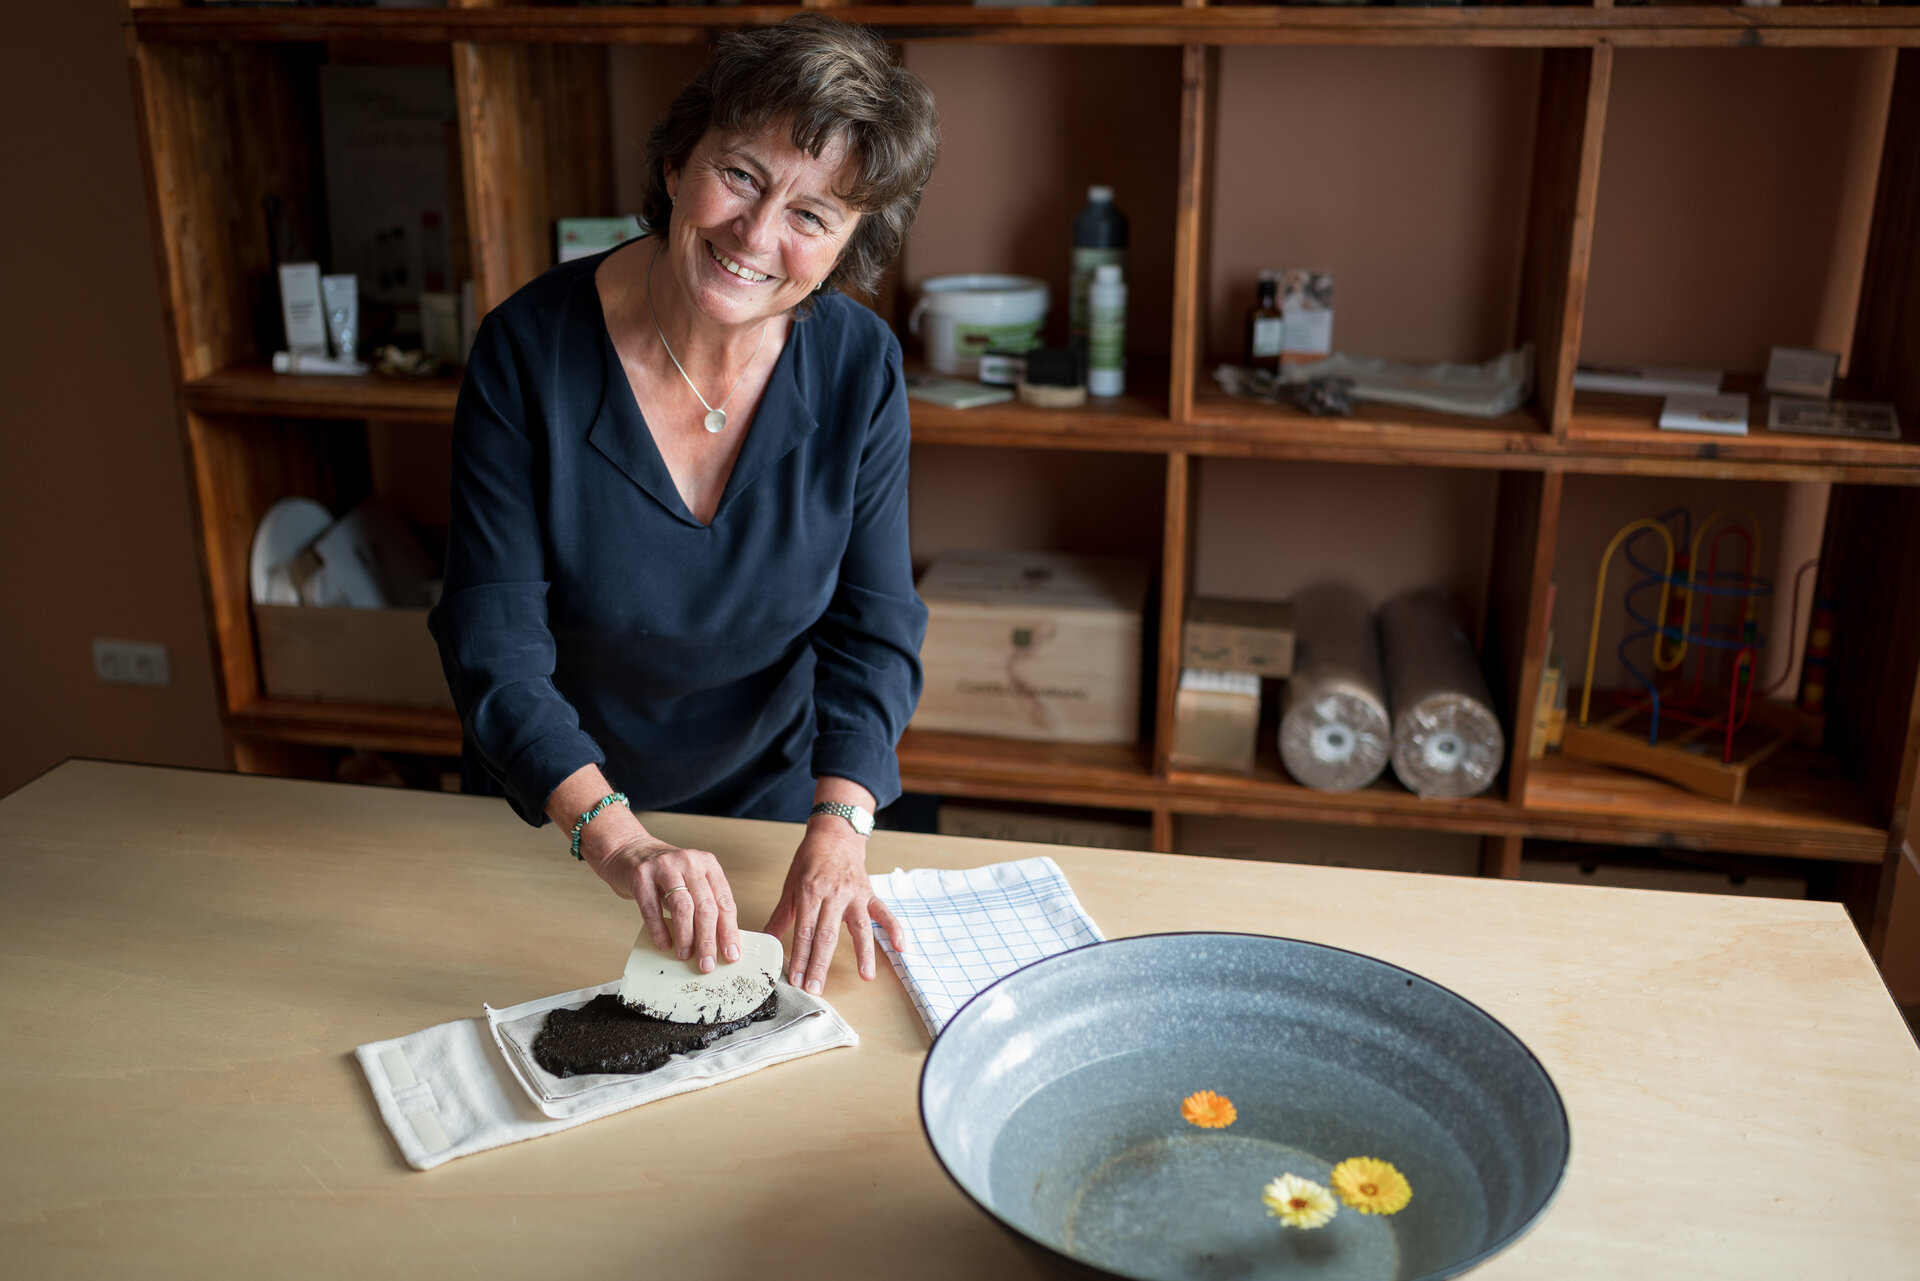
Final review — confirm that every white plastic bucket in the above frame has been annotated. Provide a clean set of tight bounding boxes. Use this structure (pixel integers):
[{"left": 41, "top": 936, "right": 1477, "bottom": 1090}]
[{"left": 907, "top": 275, "right": 1049, "bottom": 377}]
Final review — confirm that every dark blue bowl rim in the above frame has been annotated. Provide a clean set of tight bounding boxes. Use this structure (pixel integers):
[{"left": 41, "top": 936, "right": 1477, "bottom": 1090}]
[{"left": 916, "top": 930, "right": 1572, "bottom": 1281}]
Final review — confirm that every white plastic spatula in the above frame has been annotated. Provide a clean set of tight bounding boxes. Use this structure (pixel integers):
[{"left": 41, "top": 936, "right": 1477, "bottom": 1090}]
[{"left": 617, "top": 927, "right": 785, "bottom": 1024}]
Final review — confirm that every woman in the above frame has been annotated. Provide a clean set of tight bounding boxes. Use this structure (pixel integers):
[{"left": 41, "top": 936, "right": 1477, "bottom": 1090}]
[{"left": 430, "top": 16, "right": 939, "bottom": 999}]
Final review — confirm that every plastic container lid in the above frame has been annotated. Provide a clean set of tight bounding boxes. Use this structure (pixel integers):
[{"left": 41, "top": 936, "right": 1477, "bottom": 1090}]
[
  {"left": 1088, "top": 185, "right": 1114, "bottom": 202},
  {"left": 1094, "top": 264, "right": 1123, "bottom": 285}
]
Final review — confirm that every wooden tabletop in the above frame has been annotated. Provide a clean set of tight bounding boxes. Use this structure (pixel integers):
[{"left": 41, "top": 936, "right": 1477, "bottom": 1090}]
[{"left": 2, "top": 760, "right": 1916, "bottom": 1278}]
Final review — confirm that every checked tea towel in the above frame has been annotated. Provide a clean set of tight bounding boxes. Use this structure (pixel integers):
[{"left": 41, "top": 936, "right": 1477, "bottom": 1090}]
[{"left": 870, "top": 856, "right": 1104, "bottom": 1036}]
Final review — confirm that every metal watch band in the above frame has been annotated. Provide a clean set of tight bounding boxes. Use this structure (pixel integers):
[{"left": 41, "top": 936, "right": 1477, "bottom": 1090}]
[{"left": 810, "top": 801, "right": 874, "bottom": 837}]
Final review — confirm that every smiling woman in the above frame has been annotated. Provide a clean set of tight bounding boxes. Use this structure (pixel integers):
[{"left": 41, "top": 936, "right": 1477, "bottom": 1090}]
[{"left": 428, "top": 15, "right": 941, "bottom": 1001}]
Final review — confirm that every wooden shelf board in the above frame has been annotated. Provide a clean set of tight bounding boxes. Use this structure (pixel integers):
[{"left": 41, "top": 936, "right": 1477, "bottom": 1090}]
[
  {"left": 907, "top": 361, "right": 1174, "bottom": 452},
  {"left": 1521, "top": 749, "right": 1887, "bottom": 862},
  {"left": 1569, "top": 384, "right": 1920, "bottom": 486},
  {"left": 130, "top": 6, "right": 1920, "bottom": 49},
  {"left": 185, "top": 367, "right": 460, "bottom": 425},
  {"left": 229, "top": 699, "right": 462, "bottom": 757},
  {"left": 1186, "top": 378, "right": 1556, "bottom": 467},
  {"left": 1167, "top": 760, "right": 1523, "bottom": 835},
  {"left": 897, "top": 728, "right": 1156, "bottom": 809}
]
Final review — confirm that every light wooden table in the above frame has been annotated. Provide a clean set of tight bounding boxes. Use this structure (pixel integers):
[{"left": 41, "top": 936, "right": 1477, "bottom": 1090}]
[{"left": 3, "top": 760, "right": 1917, "bottom": 1279}]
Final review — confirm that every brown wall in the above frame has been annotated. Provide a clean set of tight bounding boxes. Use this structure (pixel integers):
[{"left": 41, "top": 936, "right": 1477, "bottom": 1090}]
[
  {"left": 0, "top": 0, "right": 227, "bottom": 798},
  {"left": 1582, "top": 48, "right": 1893, "bottom": 376}
]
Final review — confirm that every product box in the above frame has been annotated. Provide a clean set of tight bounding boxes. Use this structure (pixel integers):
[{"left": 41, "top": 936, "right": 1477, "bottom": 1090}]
[
  {"left": 1174, "top": 815, "right": 1481, "bottom": 877},
  {"left": 1181, "top": 596, "right": 1295, "bottom": 676},
  {"left": 913, "top": 550, "right": 1151, "bottom": 744},
  {"left": 1762, "top": 346, "right": 1839, "bottom": 399},
  {"left": 1170, "top": 669, "right": 1260, "bottom": 774},
  {"left": 1658, "top": 392, "right": 1750, "bottom": 436},
  {"left": 254, "top": 605, "right": 452, "bottom": 710},
  {"left": 1278, "top": 269, "right": 1334, "bottom": 367},
  {"left": 937, "top": 802, "right": 1151, "bottom": 850}
]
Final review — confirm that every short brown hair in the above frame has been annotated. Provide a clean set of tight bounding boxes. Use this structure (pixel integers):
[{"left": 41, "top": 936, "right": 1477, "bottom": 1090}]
[{"left": 642, "top": 15, "right": 939, "bottom": 309}]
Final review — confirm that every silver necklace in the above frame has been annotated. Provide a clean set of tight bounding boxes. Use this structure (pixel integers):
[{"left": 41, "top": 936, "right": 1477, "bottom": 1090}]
[{"left": 646, "top": 247, "right": 768, "bottom": 434}]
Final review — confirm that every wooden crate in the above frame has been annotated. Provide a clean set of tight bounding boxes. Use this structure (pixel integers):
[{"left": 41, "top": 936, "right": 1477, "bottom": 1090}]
[
  {"left": 913, "top": 551, "right": 1151, "bottom": 744},
  {"left": 255, "top": 605, "right": 452, "bottom": 710}
]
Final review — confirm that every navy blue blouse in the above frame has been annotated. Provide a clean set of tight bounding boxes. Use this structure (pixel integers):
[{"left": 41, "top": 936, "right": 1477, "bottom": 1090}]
[{"left": 428, "top": 245, "right": 927, "bottom": 827}]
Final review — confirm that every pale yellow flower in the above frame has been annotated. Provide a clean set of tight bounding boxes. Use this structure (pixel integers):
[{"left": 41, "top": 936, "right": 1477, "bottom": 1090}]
[
  {"left": 1330, "top": 1156, "right": 1412, "bottom": 1215},
  {"left": 1262, "top": 1173, "right": 1338, "bottom": 1229},
  {"left": 1180, "top": 1090, "right": 1237, "bottom": 1129}
]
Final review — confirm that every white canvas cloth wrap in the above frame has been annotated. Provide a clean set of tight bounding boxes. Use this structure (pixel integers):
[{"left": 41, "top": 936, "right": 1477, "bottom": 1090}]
[
  {"left": 870, "top": 856, "right": 1104, "bottom": 1036},
  {"left": 355, "top": 979, "right": 856, "bottom": 1171}
]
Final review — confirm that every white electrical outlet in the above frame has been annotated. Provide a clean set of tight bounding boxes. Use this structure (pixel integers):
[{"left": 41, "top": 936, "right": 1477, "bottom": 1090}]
[{"left": 93, "top": 639, "right": 172, "bottom": 689}]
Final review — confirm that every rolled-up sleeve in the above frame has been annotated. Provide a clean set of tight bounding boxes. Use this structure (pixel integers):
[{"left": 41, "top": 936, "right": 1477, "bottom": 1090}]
[
  {"left": 428, "top": 316, "right": 603, "bottom": 826},
  {"left": 809, "top": 332, "right": 927, "bottom": 807}
]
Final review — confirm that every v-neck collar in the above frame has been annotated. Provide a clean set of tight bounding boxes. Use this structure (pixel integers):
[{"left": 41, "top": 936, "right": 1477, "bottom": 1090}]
[{"left": 586, "top": 249, "right": 821, "bottom": 530}]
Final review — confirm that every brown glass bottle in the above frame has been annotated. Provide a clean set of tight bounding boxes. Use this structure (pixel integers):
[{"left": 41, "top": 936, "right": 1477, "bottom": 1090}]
[{"left": 1244, "top": 270, "right": 1283, "bottom": 373}]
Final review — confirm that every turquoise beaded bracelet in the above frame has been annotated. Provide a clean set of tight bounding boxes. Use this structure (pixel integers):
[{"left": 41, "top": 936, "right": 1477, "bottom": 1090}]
[{"left": 569, "top": 792, "right": 629, "bottom": 860}]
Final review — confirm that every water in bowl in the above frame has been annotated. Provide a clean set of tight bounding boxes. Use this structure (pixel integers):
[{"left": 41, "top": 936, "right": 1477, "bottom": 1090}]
[{"left": 987, "top": 1049, "right": 1489, "bottom": 1281}]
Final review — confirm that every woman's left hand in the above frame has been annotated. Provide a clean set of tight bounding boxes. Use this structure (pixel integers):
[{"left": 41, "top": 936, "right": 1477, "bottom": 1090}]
[{"left": 764, "top": 822, "right": 904, "bottom": 996}]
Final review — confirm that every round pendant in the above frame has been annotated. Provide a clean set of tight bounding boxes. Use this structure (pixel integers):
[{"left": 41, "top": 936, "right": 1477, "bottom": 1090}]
[{"left": 703, "top": 409, "right": 727, "bottom": 434}]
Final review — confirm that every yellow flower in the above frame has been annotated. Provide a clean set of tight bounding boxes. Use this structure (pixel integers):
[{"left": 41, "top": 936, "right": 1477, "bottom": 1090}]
[
  {"left": 1180, "top": 1090, "right": 1237, "bottom": 1129},
  {"left": 1262, "top": 1173, "right": 1338, "bottom": 1229},
  {"left": 1330, "top": 1156, "right": 1412, "bottom": 1215}
]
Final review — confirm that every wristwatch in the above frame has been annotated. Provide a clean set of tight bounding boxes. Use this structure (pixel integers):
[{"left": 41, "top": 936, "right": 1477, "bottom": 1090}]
[{"left": 810, "top": 801, "right": 875, "bottom": 837}]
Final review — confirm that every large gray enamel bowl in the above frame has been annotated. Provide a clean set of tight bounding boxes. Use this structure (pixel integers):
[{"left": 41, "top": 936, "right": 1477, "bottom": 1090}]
[{"left": 920, "top": 933, "right": 1568, "bottom": 1281}]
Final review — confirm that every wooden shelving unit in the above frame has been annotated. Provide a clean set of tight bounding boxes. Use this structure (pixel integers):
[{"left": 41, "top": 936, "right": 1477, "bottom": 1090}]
[{"left": 124, "top": 1, "right": 1920, "bottom": 961}]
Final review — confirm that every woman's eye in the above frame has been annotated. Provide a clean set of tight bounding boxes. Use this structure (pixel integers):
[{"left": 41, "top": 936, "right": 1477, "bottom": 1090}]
[
  {"left": 726, "top": 168, "right": 754, "bottom": 188},
  {"left": 795, "top": 210, "right": 825, "bottom": 230}
]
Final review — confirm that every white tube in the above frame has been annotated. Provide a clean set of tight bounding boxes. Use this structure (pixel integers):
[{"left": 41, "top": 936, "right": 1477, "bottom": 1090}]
[
  {"left": 1279, "top": 583, "right": 1391, "bottom": 791},
  {"left": 1380, "top": 588, "right": 1505, "bottom": 799}
]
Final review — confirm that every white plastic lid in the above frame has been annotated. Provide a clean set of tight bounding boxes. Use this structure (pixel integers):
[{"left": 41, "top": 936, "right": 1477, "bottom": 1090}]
[
  {"left": 1258, "top": 267, "right": 1281, "bottom": 281},
  {"left": 1094, "top": 264, "right": 1123, "bottom": 284},
  {"left": 1088, "top": 185, "right": 1114, "bottom": 202}
]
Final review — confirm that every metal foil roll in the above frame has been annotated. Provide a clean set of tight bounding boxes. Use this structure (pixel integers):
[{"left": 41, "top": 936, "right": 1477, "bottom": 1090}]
[
  {"left": 1379, "top": 588, "right": 1506, "bottom": 799},
  {"left": 1279, "top": 583, "right": 1391, "bottom": 791}
]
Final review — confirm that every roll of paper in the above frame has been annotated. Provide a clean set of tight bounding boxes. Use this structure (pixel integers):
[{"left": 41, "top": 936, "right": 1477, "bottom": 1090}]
[
  {"left": 1279, "top": 583, "right": 1391, "bottom": 791},
  {"left": 1380, "top": 589, "right": 1505, "bottom": 800}
]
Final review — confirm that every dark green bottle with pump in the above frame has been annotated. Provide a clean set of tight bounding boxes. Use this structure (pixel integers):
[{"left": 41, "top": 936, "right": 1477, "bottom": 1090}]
[{"left": 1071, "top": 185, "right": 1128, "bottom": 353}]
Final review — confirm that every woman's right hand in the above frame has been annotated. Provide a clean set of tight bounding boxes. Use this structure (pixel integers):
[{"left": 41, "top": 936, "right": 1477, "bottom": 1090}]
[{"left": 584, "top": 835, "right": 743, "bottom": 973}]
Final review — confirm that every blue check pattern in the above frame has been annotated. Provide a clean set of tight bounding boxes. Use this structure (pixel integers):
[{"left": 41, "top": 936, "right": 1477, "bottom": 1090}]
[{"left": 869, "top": 857, "right": 1105, "bottom": 1035}]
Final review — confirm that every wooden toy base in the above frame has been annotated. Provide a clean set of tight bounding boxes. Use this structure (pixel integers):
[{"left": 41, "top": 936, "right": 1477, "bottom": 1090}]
[{"left": 1561, "top": 698, "right": 1824, "bottom": 805}]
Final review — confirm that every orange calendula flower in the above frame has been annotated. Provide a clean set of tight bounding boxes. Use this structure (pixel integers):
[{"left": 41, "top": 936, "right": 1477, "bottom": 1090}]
[
  {"left": 1180, "top": 1090, "right": 1237, "bottom": 1129},
  {"left": 1330, "top": 1156, "right": 1412, "bottom": 1215},
  {"left": 1262, "top": 1174, "right": 1338, "bottom": 1229}
]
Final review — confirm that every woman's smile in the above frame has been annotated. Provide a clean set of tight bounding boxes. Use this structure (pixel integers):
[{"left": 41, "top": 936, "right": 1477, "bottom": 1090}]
[{"left": 705, "top": 239, "right": 773, "bottom": 285}]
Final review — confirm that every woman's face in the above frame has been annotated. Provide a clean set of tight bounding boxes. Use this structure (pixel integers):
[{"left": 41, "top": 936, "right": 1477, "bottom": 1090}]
[{"left": 662, "top": 120, "right": 863, "bottom": 331}]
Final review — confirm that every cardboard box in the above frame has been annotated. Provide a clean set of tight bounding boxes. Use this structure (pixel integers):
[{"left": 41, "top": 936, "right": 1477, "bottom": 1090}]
[
  {"left": 1170, "top": 669, "right": 1260, "bottom": 774},
  {"left": 255, "top": 605, "right": 452, "bottom": 709},
  {"left": 937, "top": 802, "right": 1151, "bottom": 850},
  {"left": 1175, "top": 815, "right": 1481, "bottom": 877},
  {"left": 913, "top": 550, "right": 1150, "bottom": 744},
  {"left": 1181, "top": 596, "right": 1295, "bottom": 675}
]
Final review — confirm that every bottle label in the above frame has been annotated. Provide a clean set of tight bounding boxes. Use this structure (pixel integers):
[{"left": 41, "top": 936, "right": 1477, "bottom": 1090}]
[
  {"left": 1251, "top": 316, "right": 1283, "bottom": 359},
  {"left": 1089, "top": 299, "right": 1126, "bottom": 369},
  {"left": 954, "top": 321, "right": 1043, "bottom": 354},
  {"left": 1070, "top": 248, "right": 1126, "bottom": 337}
]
